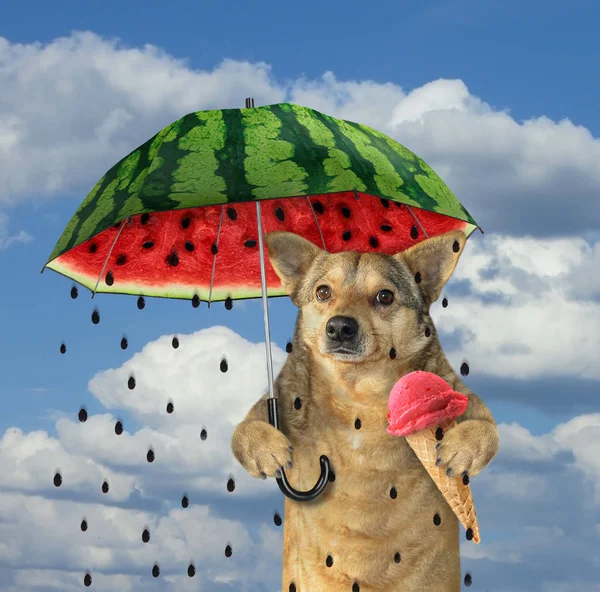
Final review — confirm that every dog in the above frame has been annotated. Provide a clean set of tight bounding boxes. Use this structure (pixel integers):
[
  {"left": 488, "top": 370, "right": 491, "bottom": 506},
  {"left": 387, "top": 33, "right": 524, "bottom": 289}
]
[{"left": 231, "top": 229, "right": 499, "bottom": 592}]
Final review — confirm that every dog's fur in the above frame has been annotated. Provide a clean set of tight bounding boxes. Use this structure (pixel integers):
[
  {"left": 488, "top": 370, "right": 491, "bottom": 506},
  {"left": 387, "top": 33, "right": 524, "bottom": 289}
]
[{"left": 231, "top": 230, "right": 499, "bottom": 592}]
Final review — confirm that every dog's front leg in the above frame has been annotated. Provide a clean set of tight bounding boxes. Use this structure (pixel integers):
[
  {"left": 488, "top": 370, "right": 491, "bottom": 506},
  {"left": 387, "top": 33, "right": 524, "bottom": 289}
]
[{"left": 434, "top": 382, "right": 499, "bottom": 479}]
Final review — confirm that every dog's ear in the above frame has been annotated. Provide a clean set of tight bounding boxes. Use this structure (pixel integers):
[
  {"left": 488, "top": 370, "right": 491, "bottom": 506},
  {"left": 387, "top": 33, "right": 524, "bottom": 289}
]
[
  {"left": 395, "top": 230, "right": 467, "bottom": 306},
  {"left": 264, "top": 232, "right": 322, "bottom": 299}
]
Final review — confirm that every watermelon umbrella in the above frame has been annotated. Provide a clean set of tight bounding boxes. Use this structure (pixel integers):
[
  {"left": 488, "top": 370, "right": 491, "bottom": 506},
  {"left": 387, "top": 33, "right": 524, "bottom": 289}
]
[{"left": 43, "top": 97, "right": 480, "bottom": 503}]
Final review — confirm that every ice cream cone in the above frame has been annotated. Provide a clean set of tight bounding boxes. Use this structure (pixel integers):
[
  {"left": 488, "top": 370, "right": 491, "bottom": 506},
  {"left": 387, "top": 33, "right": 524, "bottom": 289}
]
[{"left": 405, "top": 417, "right": 481, "bottom": 544}]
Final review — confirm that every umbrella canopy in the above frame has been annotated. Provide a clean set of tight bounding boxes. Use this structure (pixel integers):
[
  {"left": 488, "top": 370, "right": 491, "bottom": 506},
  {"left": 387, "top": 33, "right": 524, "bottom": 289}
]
[{"left": 43, "top": 102, "right": 478, "bottom": 301}]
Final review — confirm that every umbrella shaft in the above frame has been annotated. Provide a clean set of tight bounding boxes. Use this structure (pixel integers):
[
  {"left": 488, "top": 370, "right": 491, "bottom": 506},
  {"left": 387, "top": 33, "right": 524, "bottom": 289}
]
[{"left": 256, "top": 201, "right": 276, "bottom": 400}]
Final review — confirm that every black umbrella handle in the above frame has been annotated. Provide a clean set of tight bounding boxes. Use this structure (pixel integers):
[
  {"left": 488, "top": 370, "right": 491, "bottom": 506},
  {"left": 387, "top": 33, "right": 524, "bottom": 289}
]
[{"left": 267, "top": 398, "right": 330, "bottom": 502}]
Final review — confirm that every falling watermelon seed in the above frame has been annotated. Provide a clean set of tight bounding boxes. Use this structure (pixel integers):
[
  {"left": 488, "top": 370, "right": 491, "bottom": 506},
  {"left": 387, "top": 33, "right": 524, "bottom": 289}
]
[
  {"left": 460, "top": 362, "right": 470, "bottom": 376},
  {"left": 466, "top": 528, "right": 474, "bottom": 541},
  {"left": 353, "top": 582, "right": 360, "bottom": 592},
  {"left": 244, "top": 239, "right": 257, "bottom": 248},
  {"left": 142, "top": 529, "right": 150, "bottom": 543},
  {"left": 60, "top": 343, "right": 67, "bottom": 354},
  {"left": 435, "top": 427, "right": 444, "bottom": 441},
  {"left": 166, "top": 401, "right": 174, "bottom": 414},
  {"left": 120, "top": 337, "right": 128, "bottom": 350},
  {"left": 128, "top": 376, "right": 136, "bottom": 390},
  {"left": 354, "top": 418, "right": 362, "bottom": 430},
  {"left": 200, "top": 429, "right": 208, "bottom": 440},
  {"left": 390, "top": 486, "right": 397, "bottom": 499},
  {"left": 225, "top": 297, "right": 233, "bottom": 310},
  {"left": 137, "top": 296, "right": 145, "bottom": 310},
  {"left": 78, "top": 408, "right": 87, "bottom": 422},
  {"left": 273, "top": 512, "right": 282, "bottom": 526},
  {"left": 172, "top": 336, "right": 179, "bottom": 349},
  {"left": 225, "top": 545, "right": 232, "bottom": 558},
  {"left": 152, "top": 564, "right": 160, "bottom": 578},
  {"left": 226, "top": 478, "right": 235, "bottom": 493},
  {"left": 394, "top": 552, "right": 401, "bottom": 563},
  {"left": 53, "top": 472, "right": 62, "bottom": 487},
  {"left": 147, "top": 449, "right": 155, "bottom": 463},
  {"left": 105, "top": 272, "right": 114, "bottom": 286},
  {"left": 433, "top": 512, "right": 442, "bottom": 526},
  {"left": 226, "top": 207, "right": 237, "bottom": 221},
  {"left": 453, "top": 240, "right": 460, "bottom": 253},
  {"left": 328, "top": 469, "right": 336, "bottom": 483},
  {"left": 415, "top": 272, "right": 422, "bottom": 284},
  {"left": 294, "top": 397, "right": 302, "bottom": 410},
  {"left": 286, "top": 342, "right": 293, "bottom": 353},
  {"left": 91, "top": 309, "right": 100, "bottom": 324},
  {"left": 326, "top": 555, "right": 334, "bottom": 567},
  {"left": 101, "top": 481, "right": 109, "bottom": 494},
  {"left": 188, "top": 564, "right": 196, "bottom": 577},
  {"left": 115, "top": 421, "right": 123, "bottom": 435},
  {"left": 181, "top": 495, "right": 189, "bottom": 508},
  {"left": 389, "top": 348, "right": 397, "bottom": 360},
  {"left": 442, "top": 297, "right": 448, "bottom": 308},
  {"left": 425, "top": 327, "right": 431, "bottom": 337},
  {"left": 220, "top": 358, "right": 228, "bottom": 373},
  {"left": 70, "top": 286, "right": 78, "bottom": 299},
  {"left": 80, "top": 519, "right": 88, "bottom": 532},
  {"left": 464, "top": 573, "right": 473, "bottom": 586},
  {"left": 192, "top": 294, "right": 200, "bottom": 308},
  {"left": 84, "top": 574, "right": 92, "bottom": 587}
]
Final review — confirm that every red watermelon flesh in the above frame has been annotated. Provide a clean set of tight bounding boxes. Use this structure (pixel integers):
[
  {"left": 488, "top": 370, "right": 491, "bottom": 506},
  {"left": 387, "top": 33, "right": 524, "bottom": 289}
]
[{"left": 46, "top": 192, "right": 474, "bottom": 301}]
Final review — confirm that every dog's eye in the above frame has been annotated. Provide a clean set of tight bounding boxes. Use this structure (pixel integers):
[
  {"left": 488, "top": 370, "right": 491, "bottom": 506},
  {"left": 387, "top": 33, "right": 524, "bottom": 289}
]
[
  {"left": 376, "top": 289, "right": 394, "bottom": 305},
  {"left": 316, "top": 285, "right": 332, "bottom": 301}
]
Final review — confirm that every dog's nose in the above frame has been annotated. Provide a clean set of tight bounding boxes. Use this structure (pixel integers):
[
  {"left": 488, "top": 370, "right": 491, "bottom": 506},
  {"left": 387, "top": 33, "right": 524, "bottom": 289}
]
[{"left": 326, "top": 316, "right": 359, "bottom": 342}]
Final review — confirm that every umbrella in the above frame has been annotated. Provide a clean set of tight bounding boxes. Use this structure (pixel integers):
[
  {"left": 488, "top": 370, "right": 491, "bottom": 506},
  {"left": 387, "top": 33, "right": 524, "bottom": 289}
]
[{"left": 43, "top": 97, "right": 480, "bottom": 503}]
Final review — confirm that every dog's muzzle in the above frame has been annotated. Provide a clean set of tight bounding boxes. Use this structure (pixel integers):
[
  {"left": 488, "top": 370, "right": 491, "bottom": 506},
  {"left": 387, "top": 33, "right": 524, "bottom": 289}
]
[{"left": 325, "top": 316, "right": 360, "bottom": 347}]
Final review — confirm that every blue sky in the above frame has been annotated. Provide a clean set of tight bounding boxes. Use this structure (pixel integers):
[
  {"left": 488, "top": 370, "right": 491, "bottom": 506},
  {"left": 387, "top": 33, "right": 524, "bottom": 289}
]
[{"left": 0, "top": 0, "right": 599, "bottom": 591}]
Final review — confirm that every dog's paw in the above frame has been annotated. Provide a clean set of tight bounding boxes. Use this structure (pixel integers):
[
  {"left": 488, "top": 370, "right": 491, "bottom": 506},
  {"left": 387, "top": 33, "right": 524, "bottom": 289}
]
[
  {"left": 434, "top": 419, "right": 499, "bottom": 479},
  {"left": 231, "top": 420, "right": 293, "bottom": 480}
]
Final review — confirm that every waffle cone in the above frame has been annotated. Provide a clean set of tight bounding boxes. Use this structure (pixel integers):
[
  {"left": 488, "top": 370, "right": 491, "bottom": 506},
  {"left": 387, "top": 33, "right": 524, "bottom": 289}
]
[{"left": 405, "top": 418, "right": 481, "bottom": 544}]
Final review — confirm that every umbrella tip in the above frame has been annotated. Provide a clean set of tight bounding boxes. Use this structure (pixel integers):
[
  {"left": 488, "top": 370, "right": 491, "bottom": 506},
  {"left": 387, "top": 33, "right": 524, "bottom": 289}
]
[{"left": 477, "top": 225, "right": 485, "bottom": 235}]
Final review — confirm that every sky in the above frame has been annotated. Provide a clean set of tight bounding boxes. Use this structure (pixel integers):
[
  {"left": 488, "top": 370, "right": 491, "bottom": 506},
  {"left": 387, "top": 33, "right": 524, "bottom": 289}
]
[{"left": 0, "top": 0, "right": 599, "bottom": 590}]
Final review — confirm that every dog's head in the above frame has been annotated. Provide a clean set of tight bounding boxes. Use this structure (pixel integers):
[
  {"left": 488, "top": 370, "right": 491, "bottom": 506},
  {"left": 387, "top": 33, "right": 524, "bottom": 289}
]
[{"left": 265, "top": 230, "right": 467, "bottom": 365}]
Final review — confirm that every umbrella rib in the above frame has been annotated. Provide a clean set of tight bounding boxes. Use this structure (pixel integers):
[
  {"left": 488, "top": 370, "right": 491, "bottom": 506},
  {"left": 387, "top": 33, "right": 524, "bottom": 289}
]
[
  {"left": 405, "top": 205, "right": 430, "bottom": 239},
  {"left": 306, "top": 197, "right": 327, "bottom": 252},
  {"left": 208, "top": 206, "right": 225, "bottom": 308},
  {"left": 91, "top": 217, "right": 130, "bottom": 299}
]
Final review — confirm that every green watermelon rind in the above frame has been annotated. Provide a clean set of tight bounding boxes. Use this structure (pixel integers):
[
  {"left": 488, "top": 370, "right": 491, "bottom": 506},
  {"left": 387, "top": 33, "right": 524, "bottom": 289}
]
[{"left": 46, "top": 103, "right": 477, "bottom": 266}]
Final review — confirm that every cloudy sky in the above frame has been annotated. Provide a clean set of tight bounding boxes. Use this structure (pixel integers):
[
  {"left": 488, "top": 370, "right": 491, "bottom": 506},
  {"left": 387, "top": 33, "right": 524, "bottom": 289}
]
[{"left": 0, "top": 0, "right": 599, "bottom": 590}]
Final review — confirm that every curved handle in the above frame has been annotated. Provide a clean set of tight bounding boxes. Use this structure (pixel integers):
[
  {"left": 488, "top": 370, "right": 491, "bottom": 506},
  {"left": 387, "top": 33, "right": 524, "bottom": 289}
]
[{"left": 267, "top": 397, "right": 330, "bottom": 503}]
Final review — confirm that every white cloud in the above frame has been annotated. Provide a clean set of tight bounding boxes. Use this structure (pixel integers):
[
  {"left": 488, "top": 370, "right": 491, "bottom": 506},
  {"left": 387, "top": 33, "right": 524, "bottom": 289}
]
[
  {"left": 0, "top": 32, "right": 599, "bottom": 236},
  {"left": 0, "top": 212, "right": 32, "bottom": 250}
]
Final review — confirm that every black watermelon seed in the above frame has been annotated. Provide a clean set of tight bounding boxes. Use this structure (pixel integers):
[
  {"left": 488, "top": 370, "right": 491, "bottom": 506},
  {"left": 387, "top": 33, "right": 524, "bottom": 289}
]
[
  {"left": 70, "top": 286, "right": 78, "bottom": 299},
  {"left": 152, "top": 564, "right": 160, "bottom": 578},
  {"left": 328, "top": 469, "right": 336, "bottom": 482},
  {"left": 286, "top": 341, "right": 293, "bottom": 353},
  {"left": 192, "top": 294, "right": 200, "bottom": 308},
  {"left": 200, "top": 429, "right": 208, "bottom": 441},
  {"left": 141, "top": 213, "right": 150, "bottom": 225},
  {"left": 89, "top": 243, "right": 97, "bottom": 254},
  {"left": 275, "top": 207, "right": 285, "bottom": 222},
  {"left": 410, "top": 226, "right": 419, "bottom": 240},
  {"left": 353, "top": 582, "right": 360, "bottom": 592},
  {"left": 181, "top": 217, "right": 190, "bottom": 229},
  {"left": 211, "top": 243, "right": 218, "bottom": 255},
  {"left": 244, "top": 239, "right": 257, "bottom": 248},
  {"left": 166, "top": 402, "right": 174, "bottom": 414},
  {"left": 115, "top": 421, "right": 123, "bottom": 435},
  {"left": 172, "top": 336, "right": 179, "bottom": 349},
  {"left": 463, "top": 473, "right": 470, "bottom": 485},
  {"left": 354, "top": 418, "right": 362, "bottom": 430},
  {"left": 390, "top": 486, "right": 397, "bottom": 499},
  {"left": 101, "top": 481, "right": 109, "bottom": 494},
  {"left": 225, "top": 545, "right": 232, "bottom": 558},
  {"left": 225, "top": 297, "right": 233, "bottom": 310},
  {"left": 220, "top": 359, "right": 228, "bottom": 373},
  {"left": 435, "top": 427, "right": 444, "bottom": 441},
  {"left": 341, "top": 206, "right": 351, "bottom": 218},
  {"left": 380, "top": 198, "right": 389, "bottom": 208},
  {"left": 227, "top": 207, "right": 237, "bottom": 221},
  {"left": 146, "top": 449, "right": 155, "bottom": 463},
  {"left": 326, "top": 555, "right": 333, "bottom": 567},
  {"left": 464, "top": 573, "right": 473, "bottom": 587},
  {"left": 460, "top": 362, "right": 470, "bottom": 376},
  {"left": 84, "top": 574, "right": 92, "bottom": 587},
  {"left": 137, "top": 296, "right": 145, "bottom": 310},
  {"left": 142, "top": 241, "right": 154, "bottom": 249},
  {"left": 142, "top": 529, "right": 150, "bottom": 543},
  {"left": 116, "top": 254, "right": 127, "bottom": 265},
  {"left": 53, "top": 473, "right": 62, "bottom": 487},
  {"left": 369, "top": 236, "right": 379, "bottom": 248},
  {"left": 389, "top": 348, "right": 396, "bottom": 360},
  {"left": 91, "top": 310, "right": 100, "bottom": 324},
  {"left": 380, "top": 224, "right": 393, "bottom": 232},
  {"left": 415, "top": 272, "right": 422, "bottom": 284},
  {"left": 466, "top": 528, "right": 474, "bottom": 541},
  {"left": 105, "top": 271, "right": 114, "bottom": 286},
  {"left": 188, "top": 564, "right": 196, "bottom": 577},
  {"left": 425, "top": 327, "right": 431, "bottom": 337},
  {"left": 289, "top": 584, "right": 296, "bottom": 592},
  {"left": 227, "top": 478, "right": 235, "bottom": 493},
  {"left": 442, "top": 297, "right": 448, "bottom": 308},
  {"left": 78, "top": 408, "right": 87, "bottom": 423},
  {"left": 453, "top": 240, "right": 460, "bottom": 253},
  {"left": 60, "top": 343, "right": 67, "bottom": 354},
  {"left": 80, "top": 519, "right": 88, "bottom": 532},
  {"left": 394, "top": 552, "right": 401, "bottom": 563},
  {"left": 185, "top": 240, "right": 194, "bottom": 252},
  {"left": 313, "top": 201, "right": 324, "bottom": 214},
  {"left": 342, "top": 230, "right": 351, "bottom": 241},
  {"left": 433, "top": 512, "right": 442, "bottom": 526},
  {"left": 273, "top": 512, "right": 282, "bottom": 526},
  {"left": 128, "top": 376, "right": 136, "bottom": 390},
  {"left": 294, "top": 397, "right": 302, "bottom": 410},
  {"left": 181, "top": 496, "right": 189, "bottom": 508},
  {"left": 166, "top": 251, "right": 179, "bottom": 266}
]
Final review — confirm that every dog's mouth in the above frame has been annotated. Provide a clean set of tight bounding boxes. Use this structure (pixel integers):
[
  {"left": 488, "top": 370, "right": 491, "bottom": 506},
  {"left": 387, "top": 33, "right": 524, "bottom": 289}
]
[{"left": 323, "top": 345, "right": 367, "bottom": 361}]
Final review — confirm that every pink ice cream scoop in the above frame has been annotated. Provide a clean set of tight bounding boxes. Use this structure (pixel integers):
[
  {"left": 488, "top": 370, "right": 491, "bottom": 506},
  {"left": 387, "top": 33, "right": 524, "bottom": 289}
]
[{"left": 387, "top": 370, "right": 469, "bottom": 437}]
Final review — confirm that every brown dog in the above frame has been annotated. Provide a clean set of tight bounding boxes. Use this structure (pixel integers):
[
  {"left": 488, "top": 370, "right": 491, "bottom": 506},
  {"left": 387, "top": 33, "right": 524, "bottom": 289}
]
[{"left": 231, "top": 230, "right": 499, "bottom": 592}]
